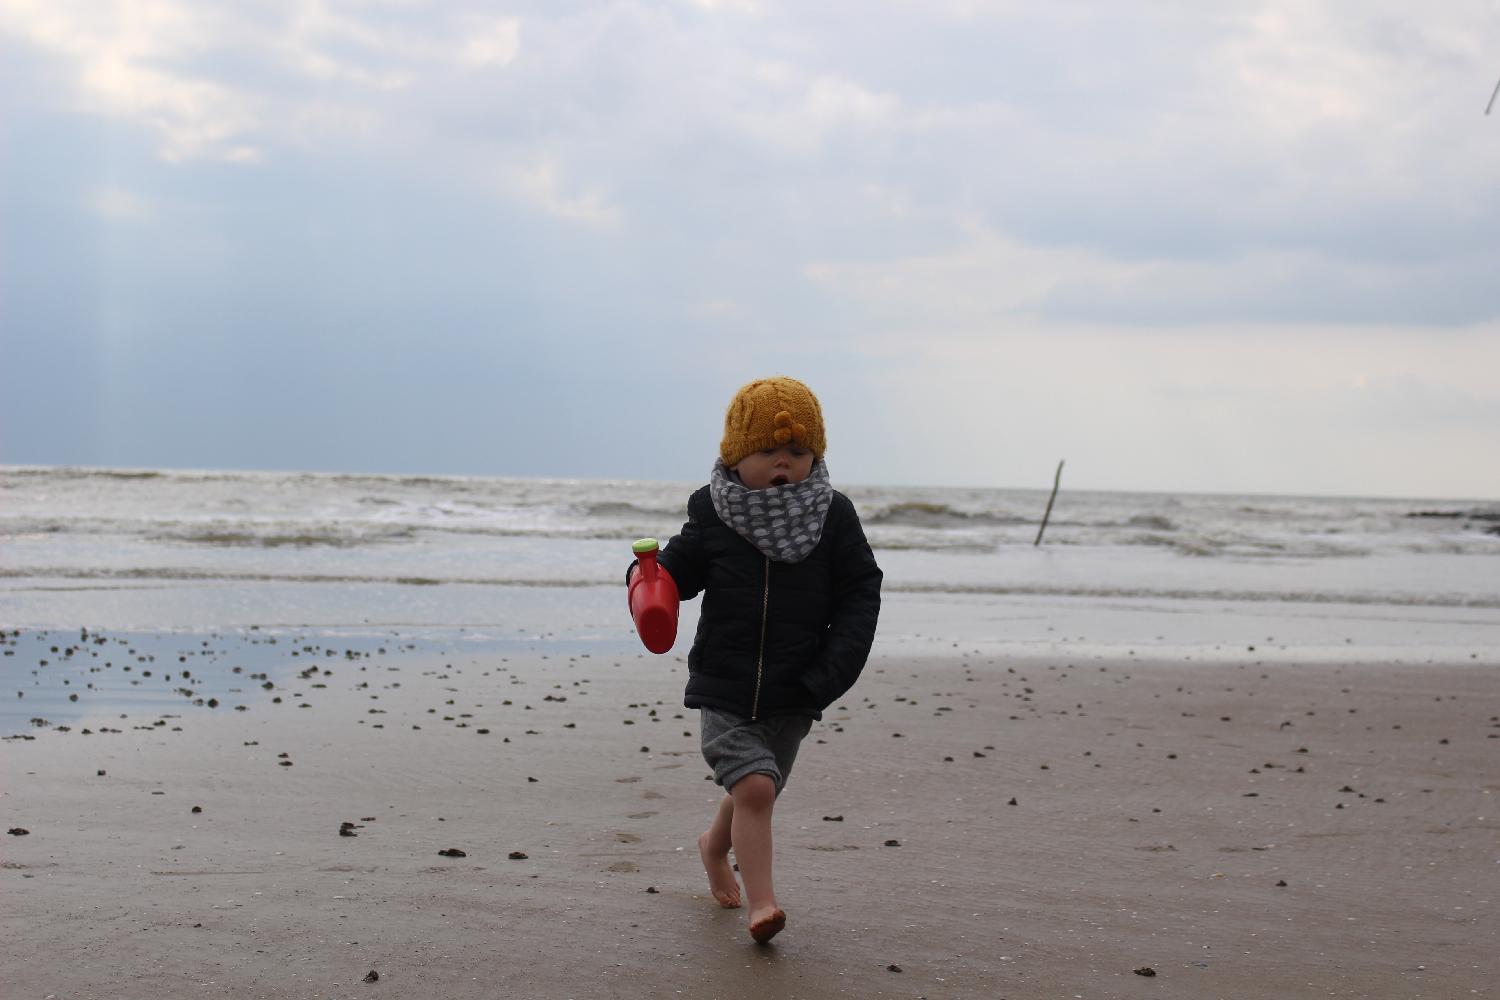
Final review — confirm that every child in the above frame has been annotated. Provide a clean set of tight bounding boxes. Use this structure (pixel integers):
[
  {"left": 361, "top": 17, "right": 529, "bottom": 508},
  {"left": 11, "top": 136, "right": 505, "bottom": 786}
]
[{"left": 630, "top": 376, "right": 882, "bottom": 943}]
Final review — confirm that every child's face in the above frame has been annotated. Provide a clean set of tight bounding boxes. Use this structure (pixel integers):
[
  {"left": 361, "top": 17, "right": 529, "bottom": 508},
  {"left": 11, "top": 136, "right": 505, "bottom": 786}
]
[{"left": 733, "top": 445, "right": 815, "bottom": 490}]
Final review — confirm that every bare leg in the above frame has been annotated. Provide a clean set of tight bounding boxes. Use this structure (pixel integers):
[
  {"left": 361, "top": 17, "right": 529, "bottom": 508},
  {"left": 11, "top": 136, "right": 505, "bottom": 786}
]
[
  {"left": 729, "top": 773, "right": 785, "bottom": 943},
  {"left": 698, "top": 793, "right": 741, "bottom": 908}
]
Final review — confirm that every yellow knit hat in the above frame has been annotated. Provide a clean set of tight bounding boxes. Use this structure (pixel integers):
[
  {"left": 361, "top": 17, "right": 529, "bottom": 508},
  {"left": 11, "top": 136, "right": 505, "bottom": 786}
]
[{"left": 719, "top": 376, "right": 827, "bottom": 468}]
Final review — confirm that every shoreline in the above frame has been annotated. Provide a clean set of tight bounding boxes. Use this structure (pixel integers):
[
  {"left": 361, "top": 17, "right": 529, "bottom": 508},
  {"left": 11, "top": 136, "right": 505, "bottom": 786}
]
[{"left": 4, "top": 631, "right": 1495, "bottom": 998}]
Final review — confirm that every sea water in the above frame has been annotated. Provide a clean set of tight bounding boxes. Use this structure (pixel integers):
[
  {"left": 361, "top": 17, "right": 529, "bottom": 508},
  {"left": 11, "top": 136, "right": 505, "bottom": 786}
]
[
  {"left": 3, "top": 465, "right": 1496, "bottom": 609},
  {"left": 3, "top": 466, "right": 1497, "bottom": 736}
]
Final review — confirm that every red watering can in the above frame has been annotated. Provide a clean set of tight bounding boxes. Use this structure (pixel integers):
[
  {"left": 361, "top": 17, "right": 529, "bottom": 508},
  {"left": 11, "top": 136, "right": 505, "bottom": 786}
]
[{"left": 629, "top": 538, "right": 679, "bottom": 654}]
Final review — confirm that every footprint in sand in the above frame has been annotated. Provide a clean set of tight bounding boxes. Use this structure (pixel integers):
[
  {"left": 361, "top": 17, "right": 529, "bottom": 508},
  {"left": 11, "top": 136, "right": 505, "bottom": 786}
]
[
  {"left": 614, "top": 832, "right": 642, "bottom": 844},
  {"left": 626, "top": 811, "right": 657, "bottom": 819},
  {"left": 606, "top": 861, "right": 640, "bottom": 873}
]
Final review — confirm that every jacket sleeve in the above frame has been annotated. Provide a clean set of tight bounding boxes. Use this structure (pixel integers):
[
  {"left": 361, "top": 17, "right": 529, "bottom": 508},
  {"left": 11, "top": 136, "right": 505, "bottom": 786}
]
[
  {"left": 628, "top": 492, "right": 708, "bottom": 601},
  {"left": 801, "top": 496, "right": 882, "bottom": 710}
]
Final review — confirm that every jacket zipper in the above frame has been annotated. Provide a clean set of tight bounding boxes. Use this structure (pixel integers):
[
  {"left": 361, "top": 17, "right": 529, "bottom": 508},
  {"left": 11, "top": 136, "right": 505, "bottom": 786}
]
[{"left": 751, "top": 555, "right": 770, "bottom": 720}]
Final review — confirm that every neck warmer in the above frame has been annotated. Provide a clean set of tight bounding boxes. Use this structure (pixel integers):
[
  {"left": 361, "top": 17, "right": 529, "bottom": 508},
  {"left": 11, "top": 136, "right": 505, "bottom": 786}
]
[{"left": 710, "top": 458, "right": 834, "bottom": 564}]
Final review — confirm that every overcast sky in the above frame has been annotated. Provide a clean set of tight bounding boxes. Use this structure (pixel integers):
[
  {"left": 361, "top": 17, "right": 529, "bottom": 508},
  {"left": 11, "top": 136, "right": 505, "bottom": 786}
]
[{"left": 2, "top": 1, "right": 1497, "bottom": 498}]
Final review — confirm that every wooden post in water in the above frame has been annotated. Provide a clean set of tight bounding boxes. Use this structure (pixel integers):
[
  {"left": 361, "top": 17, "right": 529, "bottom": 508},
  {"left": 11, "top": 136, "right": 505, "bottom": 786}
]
[{"left": 1033, "top": 460, "right": 1065, "bottom": 546}]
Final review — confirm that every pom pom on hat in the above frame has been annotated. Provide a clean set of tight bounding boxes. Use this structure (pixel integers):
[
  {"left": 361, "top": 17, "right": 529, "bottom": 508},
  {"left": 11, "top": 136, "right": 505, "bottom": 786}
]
[{"left": 720, "top": 377, "right": 826, "bottom": 468}]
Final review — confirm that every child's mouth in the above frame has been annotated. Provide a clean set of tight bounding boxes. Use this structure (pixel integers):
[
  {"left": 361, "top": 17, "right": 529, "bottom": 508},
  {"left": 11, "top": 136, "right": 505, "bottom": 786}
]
[{"left": 770, "top": 475, "right": 789, "bottom": 486}]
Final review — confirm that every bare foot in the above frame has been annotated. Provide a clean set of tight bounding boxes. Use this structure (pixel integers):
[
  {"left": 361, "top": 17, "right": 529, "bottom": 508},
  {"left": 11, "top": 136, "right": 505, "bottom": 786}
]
[
  {"left": 749, "top": 906, "right": 786, "bottom": 944},
  {"left": 698, "top": 832, "right": 741, "bottom": 908}
]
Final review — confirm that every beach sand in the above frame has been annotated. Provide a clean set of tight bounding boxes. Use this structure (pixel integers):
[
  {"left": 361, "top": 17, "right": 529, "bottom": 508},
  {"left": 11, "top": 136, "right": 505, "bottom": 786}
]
[{"left": 3, "top": 625, "right": 1496, "bottom": 999}]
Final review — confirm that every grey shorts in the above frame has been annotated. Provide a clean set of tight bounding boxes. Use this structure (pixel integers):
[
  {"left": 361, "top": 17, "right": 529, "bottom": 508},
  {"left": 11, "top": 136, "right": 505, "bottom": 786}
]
[{"left": 700, "top": 708, "right": 814, "bottom": 795}]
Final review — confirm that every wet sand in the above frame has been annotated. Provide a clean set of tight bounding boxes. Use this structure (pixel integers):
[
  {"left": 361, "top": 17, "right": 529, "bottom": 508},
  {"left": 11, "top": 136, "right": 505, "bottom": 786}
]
[{"left": 3, "top": 630, "right": 1497, "bottom": 999}]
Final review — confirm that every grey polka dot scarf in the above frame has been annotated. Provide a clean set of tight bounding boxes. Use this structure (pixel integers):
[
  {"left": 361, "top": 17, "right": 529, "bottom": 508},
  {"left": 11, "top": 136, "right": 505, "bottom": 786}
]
[{"left": 710, "top": 458, "right": 834, "bottom": 564}]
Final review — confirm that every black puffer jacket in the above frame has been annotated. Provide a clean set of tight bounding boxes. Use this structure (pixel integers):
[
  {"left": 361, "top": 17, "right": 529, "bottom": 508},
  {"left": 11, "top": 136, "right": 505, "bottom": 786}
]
[{"left": 636, "top": 485, "right": 882, "bottom": 721}]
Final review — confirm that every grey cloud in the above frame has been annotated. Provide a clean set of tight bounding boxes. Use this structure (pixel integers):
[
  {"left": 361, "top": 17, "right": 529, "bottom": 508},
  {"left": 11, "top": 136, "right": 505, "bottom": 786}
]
[
  {"left": 1039, "top": 250, "right": 1500, "bottom": 327},
  {"left": 4, "top": 1, "right": 1498, "bottom": 488}
]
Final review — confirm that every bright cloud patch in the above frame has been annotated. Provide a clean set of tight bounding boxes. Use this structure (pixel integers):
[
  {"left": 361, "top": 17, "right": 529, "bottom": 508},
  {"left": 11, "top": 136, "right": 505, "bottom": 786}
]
[{"left": 0, "top": 0, "right": 524, "bottom": 161}]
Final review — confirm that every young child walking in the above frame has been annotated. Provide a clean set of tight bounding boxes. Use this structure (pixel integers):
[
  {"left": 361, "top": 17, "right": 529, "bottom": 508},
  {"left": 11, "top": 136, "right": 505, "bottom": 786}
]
[{"left": 630, "top": 376, "right": 882, "bottom": 944}]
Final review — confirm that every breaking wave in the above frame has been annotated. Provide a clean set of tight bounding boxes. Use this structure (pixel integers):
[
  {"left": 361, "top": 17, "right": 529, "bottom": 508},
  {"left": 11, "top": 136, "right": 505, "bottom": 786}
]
[{"left": 866, "top": 501, "right": 1028, "bottom": 529}]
